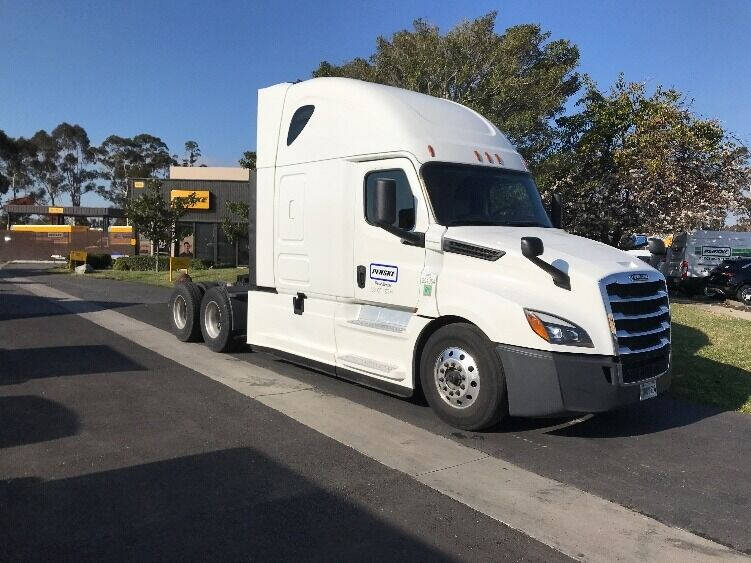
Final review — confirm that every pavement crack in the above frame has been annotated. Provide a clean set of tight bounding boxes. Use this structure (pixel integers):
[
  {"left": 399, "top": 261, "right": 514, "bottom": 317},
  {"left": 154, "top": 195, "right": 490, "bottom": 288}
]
[
  {"left": 413, "top": 454, "right": 490, "bottom": 477},
  {"left": 253, "top": 387, "right": 315, "bottom": 398}
]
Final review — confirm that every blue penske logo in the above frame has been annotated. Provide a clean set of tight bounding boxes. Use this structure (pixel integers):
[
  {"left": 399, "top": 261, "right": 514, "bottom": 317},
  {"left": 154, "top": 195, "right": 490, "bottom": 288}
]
[{"left": 370, "top": 263, "right": 398, "bottom": 283}]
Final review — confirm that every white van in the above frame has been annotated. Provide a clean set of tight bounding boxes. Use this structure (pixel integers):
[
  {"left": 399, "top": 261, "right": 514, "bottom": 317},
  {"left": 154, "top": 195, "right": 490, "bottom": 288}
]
[
  {"left": 662, "top": 230, "right": 751, "bottom": 293},
  {"left": 168, "top": 78, "right": 671, "bottom": 430}
]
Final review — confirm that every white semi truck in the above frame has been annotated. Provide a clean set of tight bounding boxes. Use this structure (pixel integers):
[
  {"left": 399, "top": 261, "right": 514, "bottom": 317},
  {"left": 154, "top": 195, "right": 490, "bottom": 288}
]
[{"left": 168, "top": 78, "right": 672, "bottom": 430}]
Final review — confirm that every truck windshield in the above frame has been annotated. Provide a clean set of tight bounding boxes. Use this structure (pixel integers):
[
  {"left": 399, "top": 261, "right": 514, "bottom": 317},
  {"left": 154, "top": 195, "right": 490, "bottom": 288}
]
[{"left": 421, "top": 163, "right": 552, "bottom": 228}]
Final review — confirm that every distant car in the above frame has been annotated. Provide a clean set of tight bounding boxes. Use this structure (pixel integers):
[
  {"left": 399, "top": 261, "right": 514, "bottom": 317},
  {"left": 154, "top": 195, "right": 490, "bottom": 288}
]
[{"left": 706, "top": 258, "right": 751, "bottom": 306}]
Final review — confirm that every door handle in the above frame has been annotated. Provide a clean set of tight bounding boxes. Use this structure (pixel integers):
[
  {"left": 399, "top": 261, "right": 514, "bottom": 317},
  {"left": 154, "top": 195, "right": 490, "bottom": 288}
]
[{"left": 357, "top": 265, "right": 366, "bottom": 288}]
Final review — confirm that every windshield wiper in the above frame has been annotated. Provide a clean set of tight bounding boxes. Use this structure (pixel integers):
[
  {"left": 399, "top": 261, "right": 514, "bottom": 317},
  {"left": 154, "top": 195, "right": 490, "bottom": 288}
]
[
  {"left": 446, "top": 220, "right": 548, "bottom": 228},
  {"left": 445, "top": 220, "right": 499, "bottom": 226},
  {"left": 498, "top": 221, "right": 548, "bottom": 227}
]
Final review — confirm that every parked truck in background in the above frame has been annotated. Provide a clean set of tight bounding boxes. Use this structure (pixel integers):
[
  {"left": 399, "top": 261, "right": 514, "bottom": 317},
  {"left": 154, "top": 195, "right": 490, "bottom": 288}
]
[
  {"left": 662, "top": 230, "right": 751, "bottom": 295},
  {"left": 167, "top": 78, "right": 672, "bottom": 430}
]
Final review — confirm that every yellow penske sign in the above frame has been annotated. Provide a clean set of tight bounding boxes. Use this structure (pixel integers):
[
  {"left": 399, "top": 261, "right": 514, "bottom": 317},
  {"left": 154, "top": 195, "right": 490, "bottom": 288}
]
[{"left": 170, "top": 190, "right": 210, "bottom": 209}]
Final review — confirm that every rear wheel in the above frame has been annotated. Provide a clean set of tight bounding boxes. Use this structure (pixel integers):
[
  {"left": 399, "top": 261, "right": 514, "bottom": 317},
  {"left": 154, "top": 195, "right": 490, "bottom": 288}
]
[
  {"left": 738, "top": 285, "right": 751, "bottom": 307},
  {"left": 168, "top": 283, "right": 203, "bottom": 342},
  {"left": 420, "top": 323, "right": 506, "bottom": 431},
  {"left": 200, "top": 286, "right": 237, "bottom": 352}
]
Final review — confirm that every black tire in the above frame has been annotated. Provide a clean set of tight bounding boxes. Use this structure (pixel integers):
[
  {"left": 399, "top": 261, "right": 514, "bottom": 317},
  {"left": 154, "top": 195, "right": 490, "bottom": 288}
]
[
  {"left": 196, "top": 281, "right": 220, "bottom": 293},
  {"left": 200, "top": 286, "right": 237, "bottom": 352},
  {"left": 168, "top": 282, "right": 203, "bottom": 342},
  {"left": 737, "top": 285, "right": 751, "bottom": 307},
  {"left": 419, "top": 323, "right": 506, "bottom": 431}
]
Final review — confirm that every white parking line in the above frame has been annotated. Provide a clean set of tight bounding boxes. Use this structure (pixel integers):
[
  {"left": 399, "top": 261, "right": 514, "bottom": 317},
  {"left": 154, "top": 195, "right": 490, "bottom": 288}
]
[{"left": 6, "top": 276, "right": 748, "bottom": 562}]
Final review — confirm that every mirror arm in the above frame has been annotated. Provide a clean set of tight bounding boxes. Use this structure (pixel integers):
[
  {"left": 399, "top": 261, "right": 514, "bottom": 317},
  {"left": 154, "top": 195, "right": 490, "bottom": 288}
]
[
  {"left": 526, "top": 256, "right": 571, "bottom": 290},
  {"left": 376, "top": 222, "right": 425, "bottom": 248}
]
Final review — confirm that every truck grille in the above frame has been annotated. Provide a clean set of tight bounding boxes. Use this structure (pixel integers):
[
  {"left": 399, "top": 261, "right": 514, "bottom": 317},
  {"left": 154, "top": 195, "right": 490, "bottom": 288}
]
[{"left": 605, "top": 278, "right": 670, "bottom": 383}]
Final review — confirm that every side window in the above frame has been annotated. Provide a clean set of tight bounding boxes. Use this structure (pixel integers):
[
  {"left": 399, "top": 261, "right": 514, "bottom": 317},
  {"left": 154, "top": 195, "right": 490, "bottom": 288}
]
[
  {"left": 287, "top": 105, "right": 315, "bottom": 146},
  {"left": 364, "top": 169, "right": 416, "bottom": 230}
]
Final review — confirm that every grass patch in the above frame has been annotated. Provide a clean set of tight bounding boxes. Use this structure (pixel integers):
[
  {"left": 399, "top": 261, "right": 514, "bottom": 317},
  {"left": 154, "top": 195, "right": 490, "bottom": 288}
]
[
  {"left": 670, "top": 303, "right": 751, "bottom": 413},
  {"left": 53, "top": 266, "right": 247, "bottom": 288}
]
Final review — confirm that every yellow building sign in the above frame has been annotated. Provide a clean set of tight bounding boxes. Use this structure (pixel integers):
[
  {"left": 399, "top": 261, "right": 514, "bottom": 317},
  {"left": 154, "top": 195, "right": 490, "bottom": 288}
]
[
  {"left": 48, "top": 207, "right": 64, "bottom": 214},
  {"left": 170, "top": 190, "right": 210, "bottom": 209},
  {"left": 133, "top": 180, "right": 145, "bottom": 188}
]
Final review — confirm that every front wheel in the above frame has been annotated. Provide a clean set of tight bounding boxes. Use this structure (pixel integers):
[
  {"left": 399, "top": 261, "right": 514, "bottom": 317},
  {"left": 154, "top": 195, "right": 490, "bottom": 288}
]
[{"left": 420, "top": 323, "right": 506, "bottom": 431}]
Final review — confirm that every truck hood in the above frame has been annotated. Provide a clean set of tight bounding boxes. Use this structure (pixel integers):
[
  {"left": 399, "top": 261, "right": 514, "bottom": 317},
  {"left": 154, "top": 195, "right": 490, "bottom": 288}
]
[{"left": 445, "top": 226, "right": 651, "bottom": 280}]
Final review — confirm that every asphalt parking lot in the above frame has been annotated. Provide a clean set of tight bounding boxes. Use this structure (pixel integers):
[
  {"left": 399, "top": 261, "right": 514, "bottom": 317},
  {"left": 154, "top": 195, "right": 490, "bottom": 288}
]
[{"left": 2, "top": 263, "right": 750, "bottom": 561}]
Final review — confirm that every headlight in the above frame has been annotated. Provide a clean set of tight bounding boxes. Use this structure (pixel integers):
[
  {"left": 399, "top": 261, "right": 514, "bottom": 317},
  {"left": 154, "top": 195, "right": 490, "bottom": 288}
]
[{"left": 524, "top": 309, "right": 593, "bottom": 347}]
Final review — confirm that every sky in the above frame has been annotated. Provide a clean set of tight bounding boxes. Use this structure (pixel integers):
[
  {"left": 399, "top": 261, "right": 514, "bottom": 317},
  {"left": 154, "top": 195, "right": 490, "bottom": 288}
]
[{"left": 1, "top": 0, "right": 750, "bottom": 207}]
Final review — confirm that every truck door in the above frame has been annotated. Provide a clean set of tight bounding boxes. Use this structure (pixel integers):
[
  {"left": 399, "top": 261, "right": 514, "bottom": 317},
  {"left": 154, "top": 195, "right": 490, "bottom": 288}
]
[{"left": 353, "top": 158, "right": 427, "bottom": 308}]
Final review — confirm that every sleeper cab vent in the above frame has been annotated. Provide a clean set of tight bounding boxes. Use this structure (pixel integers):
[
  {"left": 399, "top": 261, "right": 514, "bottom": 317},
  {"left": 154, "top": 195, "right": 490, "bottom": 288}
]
[{"left": 442, "top": 239, "right": 505, "bottom": 261}]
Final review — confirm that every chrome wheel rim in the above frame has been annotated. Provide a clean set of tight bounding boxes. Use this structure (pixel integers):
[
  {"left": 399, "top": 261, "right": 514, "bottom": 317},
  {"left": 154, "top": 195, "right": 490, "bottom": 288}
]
[
  {"left": 742, "top": 288, "right": 751, "bottom": 306},
  {"left": 173, "top": 295, "right": 187, "bottom": 330},
  {"left": 205, "top": 301, "right": 221, "bottom": 339},
  {"left": 434, "top": 347, "right": 479, "bottom": 409}
]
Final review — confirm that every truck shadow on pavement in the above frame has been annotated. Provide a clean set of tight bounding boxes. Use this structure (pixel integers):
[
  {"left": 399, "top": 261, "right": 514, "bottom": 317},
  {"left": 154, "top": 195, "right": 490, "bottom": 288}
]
[
  {"left": 0, "top": 448, "right": 453, "bottom": 562},
  {"left": 0, "top": 345, "right": 146, "bottom": 384},
  {"left": 0, "top": 395, "right": 79, "bottom": 448},
  {"left": 0, "top": 291, "right": 138, "bottom": 321}
]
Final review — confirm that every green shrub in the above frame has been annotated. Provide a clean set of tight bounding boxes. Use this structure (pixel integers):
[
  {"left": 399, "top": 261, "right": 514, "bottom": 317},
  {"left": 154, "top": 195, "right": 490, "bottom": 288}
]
[
  {"left": 111, "top": 255, "right": 210, "bottom": 272},
  {"left": 86, "top": 253, "right": 112, "bottom": 270},
  {"left": 190, "top": 259, "right": 211, "bottom": 270},
  {"left": 122, "top": 255, "right": 170, "bottom": 271}
]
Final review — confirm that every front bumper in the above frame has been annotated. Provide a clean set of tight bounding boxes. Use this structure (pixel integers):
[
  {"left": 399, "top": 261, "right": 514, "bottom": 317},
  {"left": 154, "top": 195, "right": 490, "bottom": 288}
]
[{"left": 497, "top": 344, "right": 671, "bottom": 417}]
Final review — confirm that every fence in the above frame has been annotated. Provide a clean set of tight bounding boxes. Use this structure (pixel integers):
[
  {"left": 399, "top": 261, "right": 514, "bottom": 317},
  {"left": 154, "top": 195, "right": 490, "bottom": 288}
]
[{"left": 0, "top": 229, "right": 135, "bottom": 262}]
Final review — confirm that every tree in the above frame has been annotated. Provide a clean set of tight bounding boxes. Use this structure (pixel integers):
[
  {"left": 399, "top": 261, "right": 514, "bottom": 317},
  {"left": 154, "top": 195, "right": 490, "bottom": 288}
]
[
  {"left": 238, "top": 150, "right": 256, "bottom": 170},
  {"left": 313, "top": 12, "right": 580, "bottom": 164},
  {"left": 537, "top": 76, "right": 751, "bottom": 245},
  {"left": 126, "top": 180, "right": 199, "bottom": 271},
  {"left": 51, "top": 123, "right": 99, "bottom": 207},
  {"left": 182, "top": 140, "right": 202, "bottom": 167},
  {"left": 96, "top": 134, "right": 174, "bottom": 205},
  {"left": 0, "top": 131, "right": 35, "bottom": 200},
  {"left": 29, "top": 130, "right": 64, "bottom": 205},
  {"left": 221, "top": 200, "right": 249, "bottom": 266}
]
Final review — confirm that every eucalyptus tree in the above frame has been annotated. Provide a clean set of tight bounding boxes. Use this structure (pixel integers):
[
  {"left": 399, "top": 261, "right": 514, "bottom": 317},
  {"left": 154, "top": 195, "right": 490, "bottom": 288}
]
[
  {"left": 51, "top": 123, "right": 99, "bottom": 207},
  {"left": 97, "top": 134, "right": 174, "bottom": 205}
]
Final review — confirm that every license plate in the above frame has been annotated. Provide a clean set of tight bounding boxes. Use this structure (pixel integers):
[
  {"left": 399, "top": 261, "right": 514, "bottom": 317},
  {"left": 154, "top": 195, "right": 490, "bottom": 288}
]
[{"left": 640, "top": 379, "right": 657, "bottom": 401}]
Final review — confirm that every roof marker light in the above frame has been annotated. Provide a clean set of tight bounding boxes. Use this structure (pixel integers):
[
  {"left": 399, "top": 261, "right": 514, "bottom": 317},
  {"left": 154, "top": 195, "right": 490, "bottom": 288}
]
[
  {"left": 427, "top": 145, "right": 435, "bottom": 157},
  {"left": 484, "top": 152, "right": 493, "bottom": 163},
  {"left": 495, "top": 153, "right": 503, "bottom": 165},
  {"left": 474, "top": 150, "right": 482, "bottom": 162}
]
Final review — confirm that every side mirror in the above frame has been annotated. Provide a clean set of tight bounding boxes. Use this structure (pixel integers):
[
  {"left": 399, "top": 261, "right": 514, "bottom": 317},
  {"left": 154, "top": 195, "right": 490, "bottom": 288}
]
[
  {"left": 647, "top": 238, "right": 666, "bottom": 256},
  {"left": 374, "top": 179, "right": 396, "bottom": 226},
  {"left": 521, "top": 236, "right": 544, "bottom": 258},
  {"left": 550, "top": 192, "right": 563, "bottom": 229}
]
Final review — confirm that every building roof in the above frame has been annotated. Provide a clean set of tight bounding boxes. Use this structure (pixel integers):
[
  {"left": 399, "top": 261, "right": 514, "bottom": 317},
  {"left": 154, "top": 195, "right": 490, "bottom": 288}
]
[
  {"left": 4, "top": 205, "right": 125, "bottom": 217},
  {"left": 169, "top": 166, "right": 250, "bottom": 181}
]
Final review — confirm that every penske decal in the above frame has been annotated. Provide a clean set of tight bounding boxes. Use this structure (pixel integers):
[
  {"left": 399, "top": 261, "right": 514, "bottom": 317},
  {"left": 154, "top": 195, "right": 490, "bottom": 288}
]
[
  {"left": 702, "top": 246, "right": 731, "bottom": 257},
  {"left": 370, "top": 263, "right": 398, "bottom": 283}
]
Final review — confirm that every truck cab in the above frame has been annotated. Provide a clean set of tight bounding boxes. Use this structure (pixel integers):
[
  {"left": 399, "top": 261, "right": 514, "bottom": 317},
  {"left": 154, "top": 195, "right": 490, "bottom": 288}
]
[{"left": 172, "top": 77, "right": 671, "bottom": 430}]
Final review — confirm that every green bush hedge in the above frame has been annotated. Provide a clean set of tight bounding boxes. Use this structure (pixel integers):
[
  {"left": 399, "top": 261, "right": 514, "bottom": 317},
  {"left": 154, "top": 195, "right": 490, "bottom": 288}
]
[
  {"left": 86, "top": 253, "right": 112, "bottom": 269},
  {"left": 108, "top": 255, "right": 212, "bottom": 271},
  {"left": 120, "top": 255, "right": 170, "bottom": 271}
]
